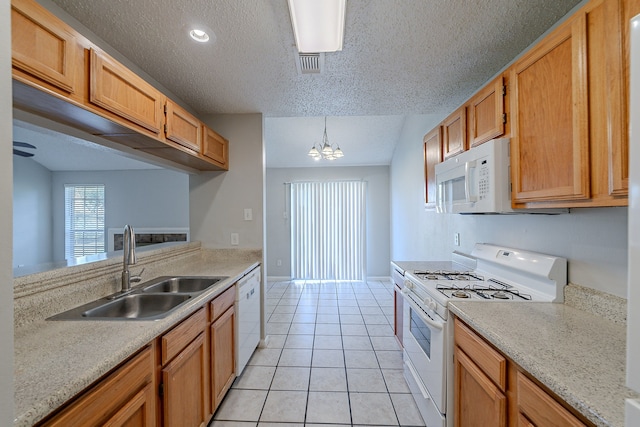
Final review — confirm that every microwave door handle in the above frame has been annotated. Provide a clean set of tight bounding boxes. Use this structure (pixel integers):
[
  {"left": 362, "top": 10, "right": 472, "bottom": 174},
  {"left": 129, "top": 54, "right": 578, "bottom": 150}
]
[{"left": 464, "top": 160, "right": 478, "bottom": 202}]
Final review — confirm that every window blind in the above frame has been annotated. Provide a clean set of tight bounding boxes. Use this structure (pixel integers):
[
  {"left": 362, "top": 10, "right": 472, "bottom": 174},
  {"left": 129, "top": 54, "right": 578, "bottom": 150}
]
[
  {"left": 64, "top": 184, "right": 105, "bottom": 259},
  {"left": 290, "top": 181, "right": 366, "bottom": 280}
]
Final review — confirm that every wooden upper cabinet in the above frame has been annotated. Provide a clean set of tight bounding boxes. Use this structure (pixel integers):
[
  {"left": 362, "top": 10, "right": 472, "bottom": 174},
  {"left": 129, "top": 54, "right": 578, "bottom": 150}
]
[
  {"left": 202, "top": 125, "right": 229, "bottom": 170},
  {"left": 165, "top": 99, "right": 202, "bottom": 153},
  {"left": 608, "top": 0, "right": 631, "bottom": 197},
  {"left": 11, "top": 0, "right": 78, "bottom": 94},
  {"left": 423, "top": 127, "right": 442, "bottom": 207},
  {"left": 510, "top": 13, "right": 590, "bottom": 204},
  {"left": 442, "top": 106, "right": 467, "bottom": 159},
  {"left": 89, "top": 48, "right": 164, "bottom": 136},
  {"left": 468, "top": 76, "right": 506, "bottom": 147}
]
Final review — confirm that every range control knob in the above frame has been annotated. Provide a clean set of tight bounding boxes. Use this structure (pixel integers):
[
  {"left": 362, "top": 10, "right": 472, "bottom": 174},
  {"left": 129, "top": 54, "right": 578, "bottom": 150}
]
[
  {"left": 404, "top": 280, "right": 414, "bottom": 290},
  {"left": 425, "top": 298, "right": 437, "bottom": 311}
]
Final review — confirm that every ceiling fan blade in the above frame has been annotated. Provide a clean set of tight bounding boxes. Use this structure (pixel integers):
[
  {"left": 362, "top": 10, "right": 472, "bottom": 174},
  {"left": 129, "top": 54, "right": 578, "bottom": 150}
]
[
  {"left": 13, "top": 141, "right": 36, "bottom": 149},
  {"left": 13, "top": 149, "right": 34, "bottom": 158}
]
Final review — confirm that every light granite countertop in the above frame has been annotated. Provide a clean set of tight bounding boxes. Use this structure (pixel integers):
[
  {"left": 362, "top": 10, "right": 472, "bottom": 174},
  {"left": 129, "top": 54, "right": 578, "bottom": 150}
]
[
  {"left": 14, "top": 245, "right": 261, "bottom": 427},
  {"left": 449, "top": 301, "right": 640, "bottom": 427}
]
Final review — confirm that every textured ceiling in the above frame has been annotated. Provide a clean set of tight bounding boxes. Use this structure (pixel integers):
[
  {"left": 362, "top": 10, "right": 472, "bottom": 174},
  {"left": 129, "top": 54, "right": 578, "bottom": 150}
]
[{"left": 29, "top": 0, "right": 582, "bottom": 169}]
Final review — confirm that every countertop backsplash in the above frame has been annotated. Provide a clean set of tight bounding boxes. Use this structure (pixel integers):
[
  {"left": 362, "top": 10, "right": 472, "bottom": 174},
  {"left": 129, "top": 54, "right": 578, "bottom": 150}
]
[{"left": 564, "top": 282, "right": 627, "bottom": 325}]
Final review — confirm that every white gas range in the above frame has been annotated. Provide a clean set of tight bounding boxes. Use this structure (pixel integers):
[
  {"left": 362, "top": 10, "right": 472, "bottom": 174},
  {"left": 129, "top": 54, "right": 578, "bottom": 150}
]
[{"left": 396, "top": 243, "right": 567, "bottom": 427}]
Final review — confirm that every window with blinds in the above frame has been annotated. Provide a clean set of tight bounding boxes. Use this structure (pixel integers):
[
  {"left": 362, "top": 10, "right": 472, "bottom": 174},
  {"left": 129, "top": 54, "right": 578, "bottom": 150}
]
[{"left": 64, "top": 184, "right": 105, "bottom": 259}]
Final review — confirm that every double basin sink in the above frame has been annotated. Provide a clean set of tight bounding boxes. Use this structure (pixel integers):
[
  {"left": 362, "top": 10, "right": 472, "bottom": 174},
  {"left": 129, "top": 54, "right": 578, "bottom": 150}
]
[{"left": 49, "top": 276, "right": 228, "bottom": 321}]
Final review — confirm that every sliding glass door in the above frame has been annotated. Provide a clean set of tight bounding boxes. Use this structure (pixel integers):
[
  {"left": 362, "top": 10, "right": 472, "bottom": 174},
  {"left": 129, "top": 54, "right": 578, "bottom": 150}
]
[{"left": 290, "top": 181, "right": 366, "bottom": 280}]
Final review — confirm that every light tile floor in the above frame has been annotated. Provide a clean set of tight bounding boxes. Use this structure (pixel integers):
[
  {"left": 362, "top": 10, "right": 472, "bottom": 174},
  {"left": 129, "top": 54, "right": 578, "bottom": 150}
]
[{"left": 210, "top": 279, "right": 425, "bottom": 427}]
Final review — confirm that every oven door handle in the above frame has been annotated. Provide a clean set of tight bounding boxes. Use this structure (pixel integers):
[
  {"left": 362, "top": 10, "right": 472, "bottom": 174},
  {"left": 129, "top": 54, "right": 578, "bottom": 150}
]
[
  {"left": 401, "top": 291, "right": 445, "bottom": 331},
  {"left": 405, "top": 359, "right": 431, "bottom": 401}
]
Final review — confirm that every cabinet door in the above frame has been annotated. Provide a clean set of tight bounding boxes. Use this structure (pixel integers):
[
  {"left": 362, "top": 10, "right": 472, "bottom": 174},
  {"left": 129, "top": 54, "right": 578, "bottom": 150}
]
[
  {"left": 510, "top": 15, "right": 590, "bottom": 203},
  {"left": 11, "top": 0, "right": 78, "bottom": 94},
  {"left": 516, "top": 371, "right": 586, "bottom": 427},
  {"left": 165, "top": 99, "right": 202, "bottom": 153},
  {"left": 606, "top": 0, "right": 628, "bottom": 196},
  {"left": 423, "top": 127, "right": 442, "bottom": 206},
  {"left": 162, "top": 333, "right": 208, "bottom": 427},
  {"left": 102, "top": 383, "right": 155, "bottom": 427},
  {"left": 442, "top": 106, "right": 467, "bottom": 159},
  {"left": 211, "top": 306, "right": 235, "bottom": 410},
  {"left": 89, "top": 48, "right": 164, "bottom": 136},
  {"left": 42, "top": 347, "right": 155, "bottom": 427},
  {"left": 454, "top": 347, "right": 506, "bottom": 427},
  {"left": 468, "top": 76, "right": 506, "bottom": 147},
  {"left": 202, "top": 125, "right": 229, "bottom": 169}
]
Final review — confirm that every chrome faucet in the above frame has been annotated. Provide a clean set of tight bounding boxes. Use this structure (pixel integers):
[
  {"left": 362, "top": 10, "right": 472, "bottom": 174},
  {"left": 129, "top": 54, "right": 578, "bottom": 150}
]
[{"left": 121, "top": 224, "right": 143, "bottom": 293}]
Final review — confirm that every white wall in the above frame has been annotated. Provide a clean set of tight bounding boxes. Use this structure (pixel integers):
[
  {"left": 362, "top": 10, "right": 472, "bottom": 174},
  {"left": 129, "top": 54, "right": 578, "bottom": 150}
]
[
  {"left": 390, "top": 116, "right": 629, "bottom": 298},
  {"left": 0, "top": 0, "right": 14, "bottom": 421},
  {"left": 50, "top": 169, "right": 189, "bottom": 261},
  {"left": 189, "top": 114, "right": 264, "bottom": 250},
  {"left": 266, "top": 166, "right": 391, "bottom": 278},
  {"left": 13, "top": 157, "right": 53, "bottom": 268}
]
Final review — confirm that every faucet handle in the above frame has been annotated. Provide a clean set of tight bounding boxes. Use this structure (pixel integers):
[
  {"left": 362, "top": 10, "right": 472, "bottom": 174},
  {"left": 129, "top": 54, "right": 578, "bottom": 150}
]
[{"left": 130, "top": 267, "right": 145, "bottom": 283}]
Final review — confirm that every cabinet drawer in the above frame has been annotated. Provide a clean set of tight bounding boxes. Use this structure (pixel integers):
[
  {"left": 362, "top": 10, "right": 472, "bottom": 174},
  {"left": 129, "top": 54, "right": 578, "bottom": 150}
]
[
  {"left": 454, "top": 318, "right": 506, "bottom": 391},
  {"left": 517, "top": 371, "right": 586, "bottom": 427},
  {"left": 211, "top": 285, "right": 235, "bottom": 322},
  {"left": 162, "top": 308, "right": 206, "bottom": 365}
]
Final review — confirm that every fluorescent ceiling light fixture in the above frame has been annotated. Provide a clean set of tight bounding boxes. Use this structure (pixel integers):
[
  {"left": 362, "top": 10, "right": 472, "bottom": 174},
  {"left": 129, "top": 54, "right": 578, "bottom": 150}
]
[
  {"left": 288, "top": 0, "right": 346, "bottom": 53},
  {"left": 189, "top": 28, "right": 210, "bottom": 43}
]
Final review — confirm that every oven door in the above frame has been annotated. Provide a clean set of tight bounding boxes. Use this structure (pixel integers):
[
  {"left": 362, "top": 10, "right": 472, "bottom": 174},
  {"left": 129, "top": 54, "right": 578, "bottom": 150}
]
[{"left": 401, "top": 290, "right": 447, "bottom": 416}]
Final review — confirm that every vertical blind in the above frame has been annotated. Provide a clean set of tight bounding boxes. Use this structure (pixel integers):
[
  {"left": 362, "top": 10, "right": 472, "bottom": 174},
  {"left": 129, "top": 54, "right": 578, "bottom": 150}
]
[
  {"left": 290, "top": 181, "right": 366, "bottom": 280},
  {"left": 64, "top": 184, "right": 105, "bottom": 259}
]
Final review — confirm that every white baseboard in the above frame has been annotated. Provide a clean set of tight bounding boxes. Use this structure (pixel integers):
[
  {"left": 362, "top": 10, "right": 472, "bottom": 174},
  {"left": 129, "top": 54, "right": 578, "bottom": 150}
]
[
  {"left": 367, "top": 276, "right": 392, "bottom": 282},
  {"left": 267, "top": 276, "right": 292, "bottom": 282}
]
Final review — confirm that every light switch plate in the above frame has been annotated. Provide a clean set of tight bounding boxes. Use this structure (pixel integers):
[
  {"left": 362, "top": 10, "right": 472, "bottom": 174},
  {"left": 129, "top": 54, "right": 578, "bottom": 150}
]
[
  {"left": 244, "top": 208, "right": 253, "bottom": 221},
  {"left": 231, "top": 233, "right": 239, "bottom": 245}
]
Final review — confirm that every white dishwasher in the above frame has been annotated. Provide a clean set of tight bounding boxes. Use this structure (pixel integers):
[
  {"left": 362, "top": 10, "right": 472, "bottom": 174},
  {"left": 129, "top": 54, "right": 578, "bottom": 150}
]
[{"left": 235, "top": 266, "right": 261, "bottom": 375}]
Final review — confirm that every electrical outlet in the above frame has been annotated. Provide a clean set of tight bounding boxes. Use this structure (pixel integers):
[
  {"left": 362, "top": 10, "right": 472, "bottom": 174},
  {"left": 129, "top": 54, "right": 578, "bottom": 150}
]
[
  {"left": 276, "top": 259, "right": 282, "bottom": 267},
  {"left": 244, "top": 208, "right": 253, "bottom": 221},
  {"left": 231, "top": 233, "right": 239, "bottom": 245},
  {"left": 454, "top": 233, "right": 460, "bottom": 246}
]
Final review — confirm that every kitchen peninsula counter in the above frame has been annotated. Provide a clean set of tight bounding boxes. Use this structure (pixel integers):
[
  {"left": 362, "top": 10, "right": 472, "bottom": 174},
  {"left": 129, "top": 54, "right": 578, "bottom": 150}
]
[
  {"left": 449, "top": 301, "right": 639, "bottom": 427},
  {"left": 13, "top": 243, "right": 261, "bottom": 427}
]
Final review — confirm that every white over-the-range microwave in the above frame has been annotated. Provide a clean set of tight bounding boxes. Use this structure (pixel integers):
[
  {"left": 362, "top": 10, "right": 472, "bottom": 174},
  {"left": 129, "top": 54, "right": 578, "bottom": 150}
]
[
  {"left": 434, "top": 138, "right": 567, "bottom": 214},
  {"left": 435, "top": 138, "right": 514, "bottom": 214}
]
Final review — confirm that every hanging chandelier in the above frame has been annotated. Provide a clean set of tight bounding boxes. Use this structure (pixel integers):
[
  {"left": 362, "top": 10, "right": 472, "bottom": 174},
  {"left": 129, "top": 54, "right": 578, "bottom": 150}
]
[{"left": 307, "top": 117, "right": 344, "bottom": 161}]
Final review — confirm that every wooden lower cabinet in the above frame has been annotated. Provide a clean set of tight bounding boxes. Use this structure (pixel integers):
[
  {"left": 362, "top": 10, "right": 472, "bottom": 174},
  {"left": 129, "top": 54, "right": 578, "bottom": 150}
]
[
  {"left": 40, "top": 346, "right": 156, "bottom": 427},
  {"left": 160, "top": 308, "right": 209, "bottom": 427},
  {"left": 453, "top": 318, "right": 590, "bottom": 427},
  {"left": 162, "top": 333, "right": 208, "bottom": 427},
  {"left": 211, "top": 306, "right": 235, "bottom": 410},
  {"left": 454, "top": 347, "right": 507, "bottom": 427},
  {"left": 516, "top": 372, "right": 586, "bottom": 427},
  {"left": 37, "top": 282, "right": 242, "bottom": 427}
]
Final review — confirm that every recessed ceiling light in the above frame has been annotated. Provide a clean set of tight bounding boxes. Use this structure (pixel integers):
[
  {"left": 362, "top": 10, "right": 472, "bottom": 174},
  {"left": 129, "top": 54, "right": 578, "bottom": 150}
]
[{"left": 189, "top": 28, "right": 210, "bottom": 43}]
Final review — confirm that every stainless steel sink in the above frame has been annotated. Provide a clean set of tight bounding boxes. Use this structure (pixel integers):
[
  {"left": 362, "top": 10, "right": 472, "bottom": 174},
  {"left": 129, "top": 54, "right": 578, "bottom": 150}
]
[
  {"left": 48, "top": 275, "right": 228, "bottom": 321},
  {"left": 81, "top": 294, "right": 191, "bottom": 320},
  {"left": 141, "top": 276, "right": 227, "bottom": 294}
]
